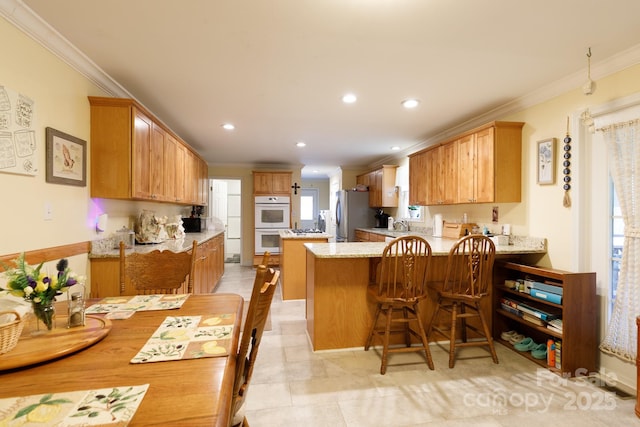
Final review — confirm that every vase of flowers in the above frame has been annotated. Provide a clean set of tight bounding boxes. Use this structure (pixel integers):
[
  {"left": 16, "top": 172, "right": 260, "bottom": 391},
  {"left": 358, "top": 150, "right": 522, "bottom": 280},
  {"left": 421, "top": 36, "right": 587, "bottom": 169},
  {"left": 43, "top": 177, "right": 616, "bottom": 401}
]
[{"left": 1, "top": 254, "right": 83, "bottom": 334}]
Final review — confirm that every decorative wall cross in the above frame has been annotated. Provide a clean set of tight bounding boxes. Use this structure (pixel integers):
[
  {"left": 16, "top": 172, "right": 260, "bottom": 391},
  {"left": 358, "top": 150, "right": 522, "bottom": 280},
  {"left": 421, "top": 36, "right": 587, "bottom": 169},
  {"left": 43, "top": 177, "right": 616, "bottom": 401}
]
[{"left": 291, "top": 182, "right": 301, "bottom": 195}]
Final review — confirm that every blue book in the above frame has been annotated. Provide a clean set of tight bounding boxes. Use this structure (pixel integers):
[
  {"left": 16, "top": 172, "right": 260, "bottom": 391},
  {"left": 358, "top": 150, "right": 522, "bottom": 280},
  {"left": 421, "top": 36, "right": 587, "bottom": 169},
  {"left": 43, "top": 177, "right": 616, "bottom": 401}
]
[
  {"left": 530, "top": 288, "right": 563, "bottom": 305},
  {"left": 531, "top": 281, "right": 563, "bottom": 296},
  {"left": 516, "top": 301, "right": 559, "bottom": 320}
]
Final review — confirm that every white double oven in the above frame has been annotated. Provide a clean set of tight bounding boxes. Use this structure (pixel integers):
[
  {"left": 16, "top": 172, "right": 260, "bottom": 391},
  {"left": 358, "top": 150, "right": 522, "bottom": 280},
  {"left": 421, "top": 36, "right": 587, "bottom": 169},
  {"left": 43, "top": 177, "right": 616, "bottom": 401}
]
[{"left": 254, "top": 196, "right": 290, "bottom": 254}]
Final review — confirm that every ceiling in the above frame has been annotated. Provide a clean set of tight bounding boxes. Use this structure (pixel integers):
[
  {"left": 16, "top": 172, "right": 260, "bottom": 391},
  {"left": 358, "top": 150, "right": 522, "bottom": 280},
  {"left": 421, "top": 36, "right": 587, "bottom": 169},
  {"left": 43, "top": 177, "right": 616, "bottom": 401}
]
[{"left": 7, "top": 0, "right": 640, "bottom": 178}]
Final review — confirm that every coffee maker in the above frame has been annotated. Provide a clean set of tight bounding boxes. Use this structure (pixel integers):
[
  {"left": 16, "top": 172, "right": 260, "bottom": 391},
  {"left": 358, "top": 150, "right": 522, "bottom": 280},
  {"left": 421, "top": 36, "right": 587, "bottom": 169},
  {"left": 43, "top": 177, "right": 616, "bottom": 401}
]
[{"left": 374, "top": 209, "right": 390, "bottom": 229}]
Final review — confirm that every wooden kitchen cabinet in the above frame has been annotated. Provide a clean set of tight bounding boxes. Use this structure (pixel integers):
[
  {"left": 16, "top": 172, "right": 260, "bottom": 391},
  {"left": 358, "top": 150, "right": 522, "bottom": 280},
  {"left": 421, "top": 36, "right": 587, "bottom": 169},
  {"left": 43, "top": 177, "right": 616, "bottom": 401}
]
[
  {"left": 420, "top": 144, "right": 457, "bottom": 205},
  {"left": 354, "top": 229, "right": 387, "bottom": 242},
  {"left": 458, "top": 122, "right": 523, "bottom": 203},
  {"left": 253, "top": 171, "right": 292, "bottom": 195},
  {"left": 89, "top": 96, "right": 206, "bottom": 205},
  {"left": 130, "top": 109, "right": 154, "bottom": 200},
  {"left": 198, "top": 158, "right": 209, "bottom": 206},
  {"left": 409, "top": 121, "right": 523, "bottom": 206},
  {"left": 357, "top": 165, "right": 398, "bottom": 208},
  {"left": 409, "top": 150, "right": 428, "bottom": 206},
  {"left": 280, "top": 235, "right": 329, "bottom": 300},
  {"left": 193, "top": 233, "right": 224, "bottom": 293},
  {"left": 163, "top": 133, "right": 177, "bottom": 202},
  {"left": 354, "top": 230, "right": 370, "bottom": 242}
]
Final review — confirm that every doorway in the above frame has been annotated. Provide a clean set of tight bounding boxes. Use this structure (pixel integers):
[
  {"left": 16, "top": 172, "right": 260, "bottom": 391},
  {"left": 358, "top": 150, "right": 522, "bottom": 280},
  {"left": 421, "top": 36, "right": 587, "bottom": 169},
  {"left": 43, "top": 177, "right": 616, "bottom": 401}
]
[
  {"left": 300, "top": 188, "right": 319, "bottom": 230},
  {"left": 210, "top": 179, "right": 242, "bottom": 263}
]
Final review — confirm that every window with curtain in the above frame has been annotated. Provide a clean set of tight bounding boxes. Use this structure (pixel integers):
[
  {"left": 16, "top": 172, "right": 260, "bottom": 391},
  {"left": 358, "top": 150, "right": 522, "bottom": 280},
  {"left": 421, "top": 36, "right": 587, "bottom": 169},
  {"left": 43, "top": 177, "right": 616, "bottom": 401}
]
[
  {"left": 599, "top": 118, "right": 640, "bottom": 362},
  {"left": 610, "top": 185, "right": 623, "bottom": 313}
]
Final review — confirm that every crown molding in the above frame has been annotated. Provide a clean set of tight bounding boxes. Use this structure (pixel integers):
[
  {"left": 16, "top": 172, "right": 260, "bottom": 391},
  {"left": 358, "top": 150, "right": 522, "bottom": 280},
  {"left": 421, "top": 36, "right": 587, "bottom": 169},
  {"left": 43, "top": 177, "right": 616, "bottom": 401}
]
[
  {"left": 0, "top": 0, "right": 130, "bottom": 97},
  {"left": 373, "top": 42, "right": 640, "bottom": 168}
]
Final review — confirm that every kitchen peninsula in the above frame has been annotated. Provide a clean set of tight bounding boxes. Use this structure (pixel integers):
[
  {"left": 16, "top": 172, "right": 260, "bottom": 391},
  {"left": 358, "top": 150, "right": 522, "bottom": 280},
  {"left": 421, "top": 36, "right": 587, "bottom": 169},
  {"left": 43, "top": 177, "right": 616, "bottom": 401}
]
[{"left": 304, "top": 236, "right": 546, "bottom": 351}]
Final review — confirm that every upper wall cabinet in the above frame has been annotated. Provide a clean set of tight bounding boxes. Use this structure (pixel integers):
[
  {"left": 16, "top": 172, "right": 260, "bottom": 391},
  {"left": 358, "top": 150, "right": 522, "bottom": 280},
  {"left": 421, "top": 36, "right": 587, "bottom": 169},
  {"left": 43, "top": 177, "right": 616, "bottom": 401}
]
[
  {"left": 409, "top": 121, "right": 524, "bottom": 206},
  {"left": 253, "top": 171, "right": 292, "bottom": 195},
  {"left": 356, "top": 165, "right": 398, "bottom": 208},
  {"left": 89, "top": 97, "right": 207, "bottom": 205}
]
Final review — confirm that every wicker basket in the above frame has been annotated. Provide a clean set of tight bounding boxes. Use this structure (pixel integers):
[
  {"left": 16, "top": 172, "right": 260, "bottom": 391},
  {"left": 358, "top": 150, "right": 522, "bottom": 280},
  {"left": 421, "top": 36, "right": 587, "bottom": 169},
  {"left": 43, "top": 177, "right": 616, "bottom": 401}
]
[{"left": 0, "top": 310, "right": 24, "bottom": 355}]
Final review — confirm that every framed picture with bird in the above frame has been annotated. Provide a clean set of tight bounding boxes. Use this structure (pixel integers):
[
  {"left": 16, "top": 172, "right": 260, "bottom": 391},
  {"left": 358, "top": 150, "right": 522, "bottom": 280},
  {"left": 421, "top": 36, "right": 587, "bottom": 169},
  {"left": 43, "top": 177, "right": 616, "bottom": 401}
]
[{"left": 45, "top": 127, "right": 86, "bottom": 186}]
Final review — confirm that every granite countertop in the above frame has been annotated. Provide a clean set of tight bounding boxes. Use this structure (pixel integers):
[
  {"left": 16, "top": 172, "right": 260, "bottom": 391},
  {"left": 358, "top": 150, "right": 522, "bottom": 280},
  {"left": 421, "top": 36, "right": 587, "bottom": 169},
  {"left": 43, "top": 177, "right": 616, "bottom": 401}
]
[
  {"left": 304, "top": 234, "right": 546, "bottom": 258},
  {"left": 279, "top": 229, "right": 333, "bottom": 239},
  {"left": 89, "top": 229, "right": 225, "bottom": 258}
]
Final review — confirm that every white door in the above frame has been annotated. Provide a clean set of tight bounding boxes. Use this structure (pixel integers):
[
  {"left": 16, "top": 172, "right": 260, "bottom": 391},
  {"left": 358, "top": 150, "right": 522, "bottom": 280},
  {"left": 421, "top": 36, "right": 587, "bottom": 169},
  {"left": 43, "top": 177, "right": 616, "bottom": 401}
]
[{"left": 211, "top": 179, "right": 242, "bottom": 263}]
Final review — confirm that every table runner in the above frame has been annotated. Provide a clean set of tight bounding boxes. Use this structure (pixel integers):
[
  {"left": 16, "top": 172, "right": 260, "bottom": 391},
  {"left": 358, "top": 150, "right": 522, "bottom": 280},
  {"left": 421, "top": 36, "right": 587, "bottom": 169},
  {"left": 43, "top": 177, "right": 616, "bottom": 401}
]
[
  {"left": 130, "top": 314, "right": 235, "bottom": 363},
  {"left": 0, "top": 384, "right": 149, "bottom": 426},
  {"left": 85, "top": 294, "right": 190, "bottom": 315}
]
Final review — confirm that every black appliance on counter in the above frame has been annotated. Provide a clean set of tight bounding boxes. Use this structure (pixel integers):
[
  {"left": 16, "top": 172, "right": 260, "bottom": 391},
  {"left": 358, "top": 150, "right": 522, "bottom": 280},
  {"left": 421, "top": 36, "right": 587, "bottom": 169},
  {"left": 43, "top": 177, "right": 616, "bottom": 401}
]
[
  {"left": 182, "top": 217, "right": 203, "bottom": 233},
  {"left": 374, "top": 209, "right": 390, "bottom": 229}
]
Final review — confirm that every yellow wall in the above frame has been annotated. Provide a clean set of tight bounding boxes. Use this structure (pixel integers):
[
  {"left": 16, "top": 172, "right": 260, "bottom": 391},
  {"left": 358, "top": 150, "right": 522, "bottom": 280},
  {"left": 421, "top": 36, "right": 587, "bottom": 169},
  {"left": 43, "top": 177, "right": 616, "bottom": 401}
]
[{"left": 0, "top": 17, "right": 107, "bottom": 279}]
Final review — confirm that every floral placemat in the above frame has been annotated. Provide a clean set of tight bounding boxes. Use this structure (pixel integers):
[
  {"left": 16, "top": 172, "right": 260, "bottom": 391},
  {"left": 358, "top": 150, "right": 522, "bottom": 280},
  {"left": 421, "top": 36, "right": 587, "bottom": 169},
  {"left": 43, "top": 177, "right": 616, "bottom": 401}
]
[
  {"left": 130, "top": 314, "right": 235, "bottom": 364},
  {"left": 85, "top": 294, "right": 190, "bottom": 315},
  {"left": 0, "top": 384, "right": 149, "bottom": 426}
]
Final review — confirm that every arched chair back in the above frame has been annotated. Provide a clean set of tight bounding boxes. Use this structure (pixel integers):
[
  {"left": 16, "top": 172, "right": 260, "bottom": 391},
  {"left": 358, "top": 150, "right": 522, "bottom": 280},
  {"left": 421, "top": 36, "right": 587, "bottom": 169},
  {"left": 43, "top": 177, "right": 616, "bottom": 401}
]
[
  {"left": 119, "top": 240, "right": 197, "bottom": 294},
  {"left": 427, "top": 234, "right": 498, "bottom": 368}
]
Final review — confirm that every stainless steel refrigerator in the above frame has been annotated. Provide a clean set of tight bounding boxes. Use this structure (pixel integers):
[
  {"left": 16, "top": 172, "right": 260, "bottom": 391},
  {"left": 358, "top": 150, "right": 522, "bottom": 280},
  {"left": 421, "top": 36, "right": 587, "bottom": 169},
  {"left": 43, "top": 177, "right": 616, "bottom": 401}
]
[{"left": 335, "top": 190, "right": 375, "bottom": 242}]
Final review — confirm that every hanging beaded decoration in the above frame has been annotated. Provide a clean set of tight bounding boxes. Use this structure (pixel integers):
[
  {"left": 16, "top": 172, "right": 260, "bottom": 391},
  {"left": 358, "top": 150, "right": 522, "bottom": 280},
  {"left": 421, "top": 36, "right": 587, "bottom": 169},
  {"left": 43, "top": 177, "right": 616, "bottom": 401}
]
[{"left": 562, "top": 116, "right": 572, "bottom": 207}]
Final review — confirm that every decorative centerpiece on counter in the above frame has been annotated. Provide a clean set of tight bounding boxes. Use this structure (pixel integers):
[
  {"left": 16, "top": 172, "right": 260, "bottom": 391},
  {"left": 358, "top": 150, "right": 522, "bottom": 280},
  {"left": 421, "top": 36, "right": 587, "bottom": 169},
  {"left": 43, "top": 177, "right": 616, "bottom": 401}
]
[
  {"left": 166, "top": 215, "right": 185, "bottom": 240},
  {"left": 1, "top": 254, "right": 84, "bottom": 334},
  {"left": 135, "top": 210, "right": 169, "bottom": 244}
]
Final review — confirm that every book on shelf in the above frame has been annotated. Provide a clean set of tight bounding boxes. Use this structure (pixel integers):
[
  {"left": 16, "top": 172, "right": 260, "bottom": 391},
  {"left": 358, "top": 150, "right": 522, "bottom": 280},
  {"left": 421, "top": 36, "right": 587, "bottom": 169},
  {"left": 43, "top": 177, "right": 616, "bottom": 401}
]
[
  {"left": 555, "top": 340, "right": 562, "bottom": 369},
  {"left": 530, "top": 288, "right": 563, "bottom": 304},
  {"left": 532, "top": 280, "right": 564, "bottom": 296},
  {"left": 516, "top": 301, "right": 560, "bottom": 321},
  {"left": 547, "top": 318, "right": 563, "bottom": 332},
  {"left": 522, "top": 313, "right": 545, "bottom": 326},
  {"left": 500, "top": 302, "right": 523, "bottom": 317}
]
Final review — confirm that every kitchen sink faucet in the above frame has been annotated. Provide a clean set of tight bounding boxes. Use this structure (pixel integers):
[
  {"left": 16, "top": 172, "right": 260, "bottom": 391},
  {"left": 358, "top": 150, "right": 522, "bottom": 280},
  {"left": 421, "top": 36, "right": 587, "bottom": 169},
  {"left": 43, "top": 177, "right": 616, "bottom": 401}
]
[{"left": 395, "top": 220, "right": 409, "bottom": 232}]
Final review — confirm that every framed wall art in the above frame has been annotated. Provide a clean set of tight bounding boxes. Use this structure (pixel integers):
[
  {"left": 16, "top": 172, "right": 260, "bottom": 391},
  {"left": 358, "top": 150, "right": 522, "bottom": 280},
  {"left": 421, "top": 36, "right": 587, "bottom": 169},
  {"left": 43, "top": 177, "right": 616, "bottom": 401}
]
[
  {"left": 45, "top": 127, "right": 86, "bottom": 186},
  {"left": 537, "top": 138, "right": 556, "bottom": 185}
]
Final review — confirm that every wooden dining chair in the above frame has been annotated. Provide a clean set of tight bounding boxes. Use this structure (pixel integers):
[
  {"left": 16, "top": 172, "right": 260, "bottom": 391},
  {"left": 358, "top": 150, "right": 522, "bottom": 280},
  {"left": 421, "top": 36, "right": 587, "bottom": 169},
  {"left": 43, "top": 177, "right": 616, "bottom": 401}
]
[
  {"left": 364, "top": 235, "right": 434, "bottom": 374},
  {"left": 230, "top": 263, "right": 280, "bottom": 427},
  {"left": 426, "top": 234, "right": 498, "bottom": 368},
  {"left": 119, "top": 240, "right": 198, "bottom": 294}
]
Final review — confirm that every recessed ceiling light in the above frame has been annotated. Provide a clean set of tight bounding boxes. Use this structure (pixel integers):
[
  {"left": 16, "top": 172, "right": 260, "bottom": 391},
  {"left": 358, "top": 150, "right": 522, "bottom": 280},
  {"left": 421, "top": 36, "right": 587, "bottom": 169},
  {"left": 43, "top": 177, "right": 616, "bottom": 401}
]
[
  {"left": 391, "top": 146, "right": 401, "bottom": 151},
  {"left": 296, "top": 141, "right": 306, "bottom": 147},
  {"left": 222, "top": 123, "right": 235, "bottom": 130},
  {"left": 401, "top": 99, "right": 420, "bottom": 109},
  {"left": 342, "top": 93, "right": 357, "bottom": 104}
]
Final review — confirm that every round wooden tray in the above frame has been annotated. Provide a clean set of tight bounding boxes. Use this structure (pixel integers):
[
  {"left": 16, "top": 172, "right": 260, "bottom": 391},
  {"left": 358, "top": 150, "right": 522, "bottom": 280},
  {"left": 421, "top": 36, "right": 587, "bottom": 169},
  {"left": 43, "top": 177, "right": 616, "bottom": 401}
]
[{"left": 0, "top": 315, "right": 112, "bottom": 371}]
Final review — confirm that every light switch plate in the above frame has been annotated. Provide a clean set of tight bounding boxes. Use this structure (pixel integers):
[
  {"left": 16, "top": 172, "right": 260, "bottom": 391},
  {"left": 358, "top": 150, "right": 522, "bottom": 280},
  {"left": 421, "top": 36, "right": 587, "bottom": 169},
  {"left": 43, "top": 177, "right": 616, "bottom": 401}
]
[{"left": 44, "top": 202, "right": 53, "bottom": 220}]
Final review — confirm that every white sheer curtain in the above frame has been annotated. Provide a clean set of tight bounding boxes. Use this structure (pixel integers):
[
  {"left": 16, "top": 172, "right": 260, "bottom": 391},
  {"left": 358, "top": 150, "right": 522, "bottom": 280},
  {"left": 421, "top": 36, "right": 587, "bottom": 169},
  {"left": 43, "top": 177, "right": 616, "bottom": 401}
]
[{"left": 599, "top": 118, "right": 640, "bottom": 362}]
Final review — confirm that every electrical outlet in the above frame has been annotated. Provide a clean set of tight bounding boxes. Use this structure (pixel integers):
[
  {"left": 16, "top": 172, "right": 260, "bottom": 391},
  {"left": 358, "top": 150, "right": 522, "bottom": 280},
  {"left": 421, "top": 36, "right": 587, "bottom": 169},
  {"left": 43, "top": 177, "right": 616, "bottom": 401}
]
[{"left": 44, "top": 202, "right": 53, "bottom": 221}]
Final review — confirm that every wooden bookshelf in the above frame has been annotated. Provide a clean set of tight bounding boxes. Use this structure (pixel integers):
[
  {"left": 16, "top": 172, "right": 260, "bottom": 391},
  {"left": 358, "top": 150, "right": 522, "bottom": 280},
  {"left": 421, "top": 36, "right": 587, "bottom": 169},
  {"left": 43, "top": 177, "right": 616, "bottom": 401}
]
[{"left": 493, "top": 261, "right": 596, "bottom": 377}]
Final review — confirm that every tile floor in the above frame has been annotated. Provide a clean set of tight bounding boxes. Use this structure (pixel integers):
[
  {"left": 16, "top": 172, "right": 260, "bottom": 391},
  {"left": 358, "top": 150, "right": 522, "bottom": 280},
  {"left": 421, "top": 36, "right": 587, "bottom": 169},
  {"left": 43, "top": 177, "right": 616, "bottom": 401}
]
[{"left": 215, "top": 264, "right": 638, "bottom": 427}]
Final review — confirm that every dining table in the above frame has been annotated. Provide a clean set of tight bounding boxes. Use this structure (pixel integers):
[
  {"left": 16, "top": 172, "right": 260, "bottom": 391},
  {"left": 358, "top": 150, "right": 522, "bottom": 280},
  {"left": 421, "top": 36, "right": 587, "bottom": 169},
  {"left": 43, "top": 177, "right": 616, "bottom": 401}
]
[{"left": 0, "top": 293, "right": 244, "bottom": 427}]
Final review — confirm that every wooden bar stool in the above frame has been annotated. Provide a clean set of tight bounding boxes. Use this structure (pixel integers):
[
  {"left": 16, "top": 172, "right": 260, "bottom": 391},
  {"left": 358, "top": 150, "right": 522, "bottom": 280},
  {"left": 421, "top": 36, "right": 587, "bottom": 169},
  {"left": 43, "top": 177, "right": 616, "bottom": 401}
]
[
  {"left": 427, "top": 234, "right": 498, "bottom": 368},
  {"left": 365, "top": 236, "right": 434, "bottom": 374}
]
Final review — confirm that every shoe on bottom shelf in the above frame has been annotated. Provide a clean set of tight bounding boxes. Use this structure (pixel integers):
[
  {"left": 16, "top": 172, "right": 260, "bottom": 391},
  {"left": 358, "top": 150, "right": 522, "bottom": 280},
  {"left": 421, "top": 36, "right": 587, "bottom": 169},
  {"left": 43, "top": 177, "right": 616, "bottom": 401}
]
[
  {"left": 500, "top": 330, "right": 518, "bottom": 341},
  {"left": 508, "top": 333, "right": 525, "bottom": 345},
  {"left": 531, "top": 343, "right": 548, "bottom": 360},
  {"left": 514, "top": 337, "right": 537, "bottom": 352}
]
